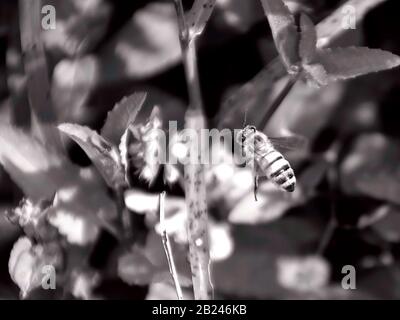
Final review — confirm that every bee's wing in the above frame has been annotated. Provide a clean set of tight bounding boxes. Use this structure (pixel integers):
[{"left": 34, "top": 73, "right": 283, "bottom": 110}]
[{"left": 268, "top": 135, "right": 308, "bottom": 153}]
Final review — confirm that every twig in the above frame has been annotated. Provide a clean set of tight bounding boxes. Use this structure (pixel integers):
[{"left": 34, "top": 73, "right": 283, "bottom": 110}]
[
  {"left": 258, "top": 73, "right": 300, "bottom": 130},
  {"left": 159, "top": 192, "right": 183, "bottom": 300},
  {"left": 173, "top": 0, "right": 214, "bottom": 300},
  {"left": 117, "top": 186, "right": 131, "bottom": 239},
  {"left": 317, "top": 213, "right": 337, "bottom": 255}
]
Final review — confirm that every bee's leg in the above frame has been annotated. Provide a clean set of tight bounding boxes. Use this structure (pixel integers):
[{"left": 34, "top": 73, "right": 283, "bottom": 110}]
[{"left": 254, "top": 175, "right": 259, "bottom": 201}]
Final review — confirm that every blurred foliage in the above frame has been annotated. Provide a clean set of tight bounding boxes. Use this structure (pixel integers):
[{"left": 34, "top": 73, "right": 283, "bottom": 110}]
[{"left": 0, "top": 0, "right": 400, "bottom": 300}]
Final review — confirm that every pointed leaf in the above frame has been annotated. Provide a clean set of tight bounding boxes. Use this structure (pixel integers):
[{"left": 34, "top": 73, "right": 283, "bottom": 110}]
[
  {"left": 0, "top": 125, "right": 74, "bottom": 201},
  {"left": 317, "top": 47, "right": 400, "bottom": 81},
  {"left": 59, "top": 124, "right": 125, "bottom": 189},
  {"left": 186, "top": 0, "right": 217, "bottom": 38},
  {"left": 299, "top": 14, "right": 316, "bottom": 64},
  {"left": 101, "top": 92, "right": 147, "bottom": 146},
  {"left": 259, "top": 0, "right": 300, "bottom": 71}
]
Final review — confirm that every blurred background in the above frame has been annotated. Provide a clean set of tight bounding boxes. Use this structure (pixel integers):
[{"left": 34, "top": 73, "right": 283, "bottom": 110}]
[{"left": 1, "top": 0, "right": 400, "bottom": 300}]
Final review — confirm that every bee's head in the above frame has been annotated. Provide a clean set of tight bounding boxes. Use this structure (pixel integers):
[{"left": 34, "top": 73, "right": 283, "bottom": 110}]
[{"left": 236, "top": 125, "right": 257, "bottom": 145}]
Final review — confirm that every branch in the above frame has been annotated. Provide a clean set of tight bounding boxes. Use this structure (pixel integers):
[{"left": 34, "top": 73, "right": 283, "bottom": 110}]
[
  {"left": 219, "top": 0, "right": 388, "bottom": 129},
  {"left": 159, "top": 192, "right": 183, "bottom": 300},
  {"left": 258, "top": 73, "right": 300, "bottom": 130}
]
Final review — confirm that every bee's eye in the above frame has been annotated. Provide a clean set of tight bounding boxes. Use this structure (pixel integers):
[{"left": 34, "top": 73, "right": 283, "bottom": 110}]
[{"left": 249, "top": 126, "right": 256, "bottom": 133}]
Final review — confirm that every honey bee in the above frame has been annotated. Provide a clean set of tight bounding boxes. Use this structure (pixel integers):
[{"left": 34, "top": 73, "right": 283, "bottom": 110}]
[{"left": 237, "top": 125, "right": 306, "bottom": 200}]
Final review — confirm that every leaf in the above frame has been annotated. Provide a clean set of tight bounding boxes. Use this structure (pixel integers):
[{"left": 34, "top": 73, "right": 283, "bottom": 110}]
[
  {"left": 52, "top": 57, "right": 99, "bottom": 121},
  {"left": 259, "top": 0, "right": 300, "bottom": 71},
  {"left": 70, "top": 269, "right": 100, "bottom": 300},
  {"left": 298, "top": 14, "right": 316, "bottom": 64},
  {"left": 186, "top": 0, "right": 217, "bottom": 38},
  {"left": 118, "top": 248, "right": 157, "bottom": 286},
  {"left": 302, "top": 63, "right": 328, "bottom": 88},
  {"left": 58, "top": 123, "right": 125, "bottom": 189},
  {"left": 42, "top": 0, "right": 111, "bottom": 56},
  {"left": 49, "top": 167, "right": 118, "bottom": 245},
  {"left": 372, "top": 206, "right": 400, "bottom": 242},
  {"left": 218, "top": 0, "right": 390, "bottom": 129},
  {"left": 48, "top": 206, "right": 100, "bottom": 246},
  {"left": 164, "top": 164, "right": 181, "bottom": 185},
  {"left": 0, "top": 125, "right": 74, "bottom": 201},
  {"left": 9, "top": 237, "right": 62, "bottom": 298},
  {"left": 317, "top": 47, "right": 400, "bottom": 81},
  {"left": 101, "top": 92, "right": 147, "bottom": 146},
  {"left": 209, "top": 223, "right": 234, "bottom": 262},
  {"left": 98, "top": 3, "right": 181, "bottom": 81},
  {"left": 340, "top": 133, "right": 400, "bottom": 205},
  {"left": 9, "top": 237, "right": 40, "bottom": 298},
  {"left": 124, "top": 190, "right": 160, "bottom": 215},
  {"left": 147, "top": 282, "right": 186, "bottom": 300}
]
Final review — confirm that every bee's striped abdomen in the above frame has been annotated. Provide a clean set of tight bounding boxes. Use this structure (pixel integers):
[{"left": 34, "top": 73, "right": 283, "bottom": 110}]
[{"left": 259, "top": 150, "right": 296, "bottom": 192}]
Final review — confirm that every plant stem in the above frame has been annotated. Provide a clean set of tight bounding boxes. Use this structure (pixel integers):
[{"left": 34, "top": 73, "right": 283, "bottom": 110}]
[
  {"left": 317, "top": 214, "right": 337, "bottom": 255},
  {"left": 159, "top": 192, "right": 184, "bottom": 300},
  {"left": 174, "top": 0, "right": 203, "bottom": 112},
  {"left": 317, "top": 159, "right": 339, "bottom": 255},
  {"left": 173, "top": 0, "right": 213, "bottom": 300},
  {"left": 258, "top": 73, "right": 299, "bottom": 131}
]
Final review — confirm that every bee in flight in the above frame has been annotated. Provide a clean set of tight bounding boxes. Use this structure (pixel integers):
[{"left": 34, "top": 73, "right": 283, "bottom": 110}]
[{"left": 237, "top": 125, "right": 306, "bottom": 200}]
